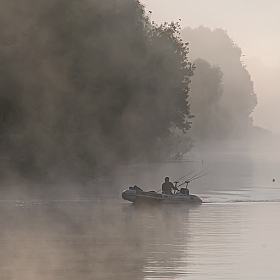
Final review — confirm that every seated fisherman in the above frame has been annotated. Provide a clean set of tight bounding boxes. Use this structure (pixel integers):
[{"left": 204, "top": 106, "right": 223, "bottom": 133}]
[{"left": 162, "top": 177, "right": 178, "bottom": 194}]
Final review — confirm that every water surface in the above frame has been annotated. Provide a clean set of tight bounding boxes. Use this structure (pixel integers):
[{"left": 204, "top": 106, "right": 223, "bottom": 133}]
[{"left": 1, "top": 143, "right": 280, "bottom": 279}]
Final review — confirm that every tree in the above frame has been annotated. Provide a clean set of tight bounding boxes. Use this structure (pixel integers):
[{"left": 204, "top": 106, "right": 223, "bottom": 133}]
[
  {"left": 0, "top": 0, "right": 194, "bottom": 181},
  {"left": 120, "top": 21, "right": 194, "bottom": 161},
  {"left": 188, "top": 59, "right": 224, "bottom": 139},
  {"left": 181, "top": 27, "right": 257, "bottom": 139}
]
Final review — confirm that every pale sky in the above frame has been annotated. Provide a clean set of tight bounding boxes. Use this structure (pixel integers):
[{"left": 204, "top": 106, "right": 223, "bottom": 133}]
[{"left": 142, "top": 0, "right": 280, "bottom": 133}]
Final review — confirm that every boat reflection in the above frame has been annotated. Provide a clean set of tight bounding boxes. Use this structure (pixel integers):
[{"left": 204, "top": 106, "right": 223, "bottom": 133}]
[{"left": 122, "top": 202, "right": 201, "bottom": 279}]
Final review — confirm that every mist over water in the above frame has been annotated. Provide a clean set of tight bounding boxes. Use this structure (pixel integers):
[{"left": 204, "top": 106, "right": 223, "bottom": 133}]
[
  {"left": 1, "top": 0, "right": 280, "bottom": 279},
  {"left": 1, "top": 139, "right": 280, "bottom": 279}
]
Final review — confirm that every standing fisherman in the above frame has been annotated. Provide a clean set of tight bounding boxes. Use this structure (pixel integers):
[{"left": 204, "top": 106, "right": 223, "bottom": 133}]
[{"left": 162, "top": 177, "right": 178, "bottom": 194}]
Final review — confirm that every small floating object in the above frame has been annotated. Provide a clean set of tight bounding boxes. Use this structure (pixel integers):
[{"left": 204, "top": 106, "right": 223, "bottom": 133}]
[{"left": 272, "top": 179, "right": 275, "bottom": 182}]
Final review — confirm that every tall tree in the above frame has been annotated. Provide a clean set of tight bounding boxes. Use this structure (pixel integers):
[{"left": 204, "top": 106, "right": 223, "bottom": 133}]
[
  {"left": 0, "top": 0, "right": 193, "bottom": 181},
  {"left": 181, "top": 27, "right": 257, "bottom": 139},
  {"left": 188, "top": 59, "right": 224, "bottom": 139}
]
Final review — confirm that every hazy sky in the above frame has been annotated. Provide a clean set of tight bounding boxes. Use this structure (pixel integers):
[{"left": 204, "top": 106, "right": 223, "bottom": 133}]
[{"left": 142, "top": 0, "right": 280, "bottom": 133}]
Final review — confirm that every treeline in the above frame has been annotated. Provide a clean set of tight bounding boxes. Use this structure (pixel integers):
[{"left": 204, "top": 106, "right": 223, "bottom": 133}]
[
  {"left": 181, "top": 27, "right": 258, "bottom": 140},
  {"left": 0, "top": 0, "right": 194, "bottom": 181},
  {"left": 0, "top": 2, "right": 259, "bottom": 182}
]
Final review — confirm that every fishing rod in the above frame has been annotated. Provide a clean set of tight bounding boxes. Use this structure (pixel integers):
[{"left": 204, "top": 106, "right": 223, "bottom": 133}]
[
  {"left": 187, "top": 172, "right": 208, "bottom": 183},
  {"left": 176, "top": 170, "right": 206, "bottom": 187},
  {"left": 156, "top": 170, "right": 207, "bottom": 192},
  {"left": 185, "top": 169, "right": 207, "bottom": 182},
  {"left": 156, "top": 171, "right": 194, "bottom": 192},
  {"left": 177, "top": 172, "right": 208, "bottom": 187},
  {"left": 173, "top": 171, "right": 195, "bottom": 184}
]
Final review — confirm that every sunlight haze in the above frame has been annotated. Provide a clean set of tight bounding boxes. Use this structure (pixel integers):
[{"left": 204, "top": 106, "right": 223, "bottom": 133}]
[{"left": 142, "top": 0, "right": 280, "bottom": 133}]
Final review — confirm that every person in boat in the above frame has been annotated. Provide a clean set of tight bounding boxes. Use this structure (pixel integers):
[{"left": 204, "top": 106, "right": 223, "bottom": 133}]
[{"left": 162, "top": 177, "right": 178, "bottom": 194}]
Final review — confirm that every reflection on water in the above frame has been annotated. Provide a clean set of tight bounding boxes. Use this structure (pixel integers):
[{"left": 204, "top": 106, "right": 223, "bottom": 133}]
[
  {"left": 1, "top": 200, "right": 280, "bottom": 280},
  {"left": 0, "top": 200, "right": 192, "bottom": 280},
  {"left": 1, "top": 145, "right": 280, "bottom": 279}
]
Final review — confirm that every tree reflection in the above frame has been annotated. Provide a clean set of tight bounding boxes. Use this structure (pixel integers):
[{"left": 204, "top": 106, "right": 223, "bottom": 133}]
[{"left": 0, "top": 200, "right": 200, "bottom": 280}]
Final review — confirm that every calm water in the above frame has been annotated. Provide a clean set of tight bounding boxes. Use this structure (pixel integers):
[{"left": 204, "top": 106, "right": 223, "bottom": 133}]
[{"left": 1, "top": 141, "right": 280, "bottom": 279}]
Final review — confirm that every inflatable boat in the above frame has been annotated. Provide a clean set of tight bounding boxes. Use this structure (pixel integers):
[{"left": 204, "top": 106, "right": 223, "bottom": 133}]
[{"left": 122, "top": 185, "right": 202, "bottom": 204}]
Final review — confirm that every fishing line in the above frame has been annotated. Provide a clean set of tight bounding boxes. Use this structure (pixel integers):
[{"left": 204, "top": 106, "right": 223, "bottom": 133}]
[
  {"left": 174, "top": 171, "right": 195, "bottom": 183},
  {"left": 177, "top": 172, "right": 208, "bottom": 187},
  {"left": 188, "top": 173, "right": 208, "bottom": 182},
  {"left": 185, "top": 169, "right": 207, "bottom": 182}
]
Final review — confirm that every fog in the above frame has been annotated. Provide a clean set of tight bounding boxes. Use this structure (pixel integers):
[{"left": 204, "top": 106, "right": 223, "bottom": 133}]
[
  {"left": 0, "top": 0, "right": 195, "bottom": 185},
  {"left": 1, "top": 1, "right": 280, "bottom": 279},
  {"left": 1, "top": 0, "right": 278, "bottom": 185},
  {"left": 143, "top": 0, "right": 280, "bottom": 134},
  {"left": 179, "top": 27, "right": 258, "bottom": 141},
  {"left": 246, "top": 60, "right": 280, "bottom": 134}
]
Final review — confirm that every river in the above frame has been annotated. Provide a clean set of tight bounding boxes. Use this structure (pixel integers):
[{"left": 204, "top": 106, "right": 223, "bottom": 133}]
[{"left": 1, "top": 140, "right": 280, "bottom": 279}]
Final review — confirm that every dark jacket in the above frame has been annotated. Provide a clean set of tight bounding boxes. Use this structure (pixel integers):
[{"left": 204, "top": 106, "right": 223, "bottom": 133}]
[{"left": 162, "top": 182, "right": 175, "bottom": 194}]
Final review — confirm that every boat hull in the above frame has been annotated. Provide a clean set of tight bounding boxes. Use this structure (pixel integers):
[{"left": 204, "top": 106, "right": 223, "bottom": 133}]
[{"left": 122, "top": 189, "right": 202, "bottom": 204}]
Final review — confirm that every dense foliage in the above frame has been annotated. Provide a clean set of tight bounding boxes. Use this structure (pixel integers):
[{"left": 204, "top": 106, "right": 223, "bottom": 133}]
[
  {"left": 181, "top": 27, "right": 258, "bottom": 140},
  {"left": 0, "top": 0, "right": 193, "bottom": 181},
  {"left": 188, "top": 59, "right": 224, "bottom": 139}
]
